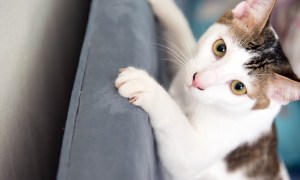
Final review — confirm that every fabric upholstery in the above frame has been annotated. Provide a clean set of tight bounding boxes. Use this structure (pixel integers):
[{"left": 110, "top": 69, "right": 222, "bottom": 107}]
[{"left": 57, "top": 0, "right": 165, "bottom": 179}]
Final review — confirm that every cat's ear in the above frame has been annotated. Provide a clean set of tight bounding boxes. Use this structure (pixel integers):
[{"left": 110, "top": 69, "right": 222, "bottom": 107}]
[
  {"left": 232, "top": 0, "right": 276, "bottom": 33},
  {"left": 268, "top": 73, "right": 300, "bottom": 105}
]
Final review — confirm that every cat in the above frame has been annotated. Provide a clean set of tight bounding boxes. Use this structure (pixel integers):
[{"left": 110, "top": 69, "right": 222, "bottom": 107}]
[{"left": 115, "top": 0, "right": 300, "bottom": 179}]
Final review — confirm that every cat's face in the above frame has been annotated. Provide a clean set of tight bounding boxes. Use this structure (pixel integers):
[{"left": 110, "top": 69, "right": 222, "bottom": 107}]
[{"left": 185, "top": 0, "right": 300, "bottom": 114}]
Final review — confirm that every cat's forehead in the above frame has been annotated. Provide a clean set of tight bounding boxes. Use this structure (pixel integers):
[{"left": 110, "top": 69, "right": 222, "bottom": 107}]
[{"left": 217, "top": 11, "right": 277, "bottom": 52}]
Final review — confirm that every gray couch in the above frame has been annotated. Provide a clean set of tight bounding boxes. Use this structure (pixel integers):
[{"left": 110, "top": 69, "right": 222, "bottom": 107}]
[{"left": 57, "top": 0, "right": 169, "bottom": 179}]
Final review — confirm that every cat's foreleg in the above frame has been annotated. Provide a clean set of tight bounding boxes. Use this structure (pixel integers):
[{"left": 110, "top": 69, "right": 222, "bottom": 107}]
[
  {"left": 115, "top": 67, "right": 212, "bottom": 179},
  {"left": 116, "top": 67, "right": 190, "bottom": 129},
  {"left": 148, "top": 0, "right": 196, "bottom": 53}
]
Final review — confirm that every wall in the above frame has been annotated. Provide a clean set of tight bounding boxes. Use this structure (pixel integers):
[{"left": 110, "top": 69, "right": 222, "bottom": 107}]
[{"left": 0, "top": 0, "right": 90, "bottom": 179}]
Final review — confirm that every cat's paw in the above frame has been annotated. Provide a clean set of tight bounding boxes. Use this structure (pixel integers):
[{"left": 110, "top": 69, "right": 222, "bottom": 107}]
[{"left": 115, "top": 67, "right": 159, "bottom": 108}]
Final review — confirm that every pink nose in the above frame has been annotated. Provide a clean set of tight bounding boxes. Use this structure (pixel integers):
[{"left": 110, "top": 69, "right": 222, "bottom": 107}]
[
  {"left": 192, "top": 71, "right": 216, "bottom": 90},
  {"left": 192, "top": 73, "right": 204, "bottom": 90}
]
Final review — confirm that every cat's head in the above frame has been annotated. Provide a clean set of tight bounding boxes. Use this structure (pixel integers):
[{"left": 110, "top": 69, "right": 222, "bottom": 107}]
[{"left": 186, "top": 0, "right": 300, "bottom": 113}]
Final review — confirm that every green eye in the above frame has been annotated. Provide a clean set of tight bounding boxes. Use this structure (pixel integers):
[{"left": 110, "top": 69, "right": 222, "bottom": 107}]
[
  {"left": 231, "top": 80, "right": 247, "bottom": 95},
  {"left": 213, "top": 39, "right": 227, "bottom": 57}
]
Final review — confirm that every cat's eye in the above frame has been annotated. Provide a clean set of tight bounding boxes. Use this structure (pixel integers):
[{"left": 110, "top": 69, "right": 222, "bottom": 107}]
[
  {"left": 230, "top": 80, "right": 247, "bottom": 95},
  {"left": 213, "top": 39, "right": 227, "bottom": 57}
]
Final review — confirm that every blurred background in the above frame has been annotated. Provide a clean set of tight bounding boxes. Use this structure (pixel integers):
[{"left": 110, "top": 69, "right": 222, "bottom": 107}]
[
  {"left": 0, "top": 0, "right": 90, "bottom": 179},
  {"left": 185, "top": 0, "right": 300, "bottom": 177}
]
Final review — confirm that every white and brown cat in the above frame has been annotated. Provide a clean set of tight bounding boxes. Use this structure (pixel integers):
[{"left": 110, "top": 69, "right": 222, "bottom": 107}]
[{"left": 115, "top": 0, "right": 300, "bottom": 179}]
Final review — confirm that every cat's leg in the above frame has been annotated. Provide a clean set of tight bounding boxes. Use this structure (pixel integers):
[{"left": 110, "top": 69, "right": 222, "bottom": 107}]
[
  {"left": 115, "top": 67, "right": 214, "bottom": 179},
  {"left": 148, "top": 0, "right": 196, "bottom": 54}
]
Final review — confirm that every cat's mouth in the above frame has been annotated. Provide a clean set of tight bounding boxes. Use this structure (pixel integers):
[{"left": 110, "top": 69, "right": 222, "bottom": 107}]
[{"left": 192, "top": 86, "right": 204, "bottom": 91}]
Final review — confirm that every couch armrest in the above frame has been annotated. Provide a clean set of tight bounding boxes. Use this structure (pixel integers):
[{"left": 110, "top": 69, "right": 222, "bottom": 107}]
[{"left": 57, "top": 0, "right": 163, "bottom": 179}]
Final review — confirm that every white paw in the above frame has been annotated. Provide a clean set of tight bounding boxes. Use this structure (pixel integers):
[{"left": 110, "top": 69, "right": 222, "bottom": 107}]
[{"left": 115, "top": 67, "right": 159, "bottom": 107}]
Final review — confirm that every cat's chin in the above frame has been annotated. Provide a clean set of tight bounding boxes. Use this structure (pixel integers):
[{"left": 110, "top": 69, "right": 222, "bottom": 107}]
[
  {"left": 187, "top": 86, "right": 213, "bottom": 105},
  {"left": 188, "top": 85, "right": 199, "bottom": 94},
  {"left": 186, "top": 86, "right": 198, "bottom": 98}
]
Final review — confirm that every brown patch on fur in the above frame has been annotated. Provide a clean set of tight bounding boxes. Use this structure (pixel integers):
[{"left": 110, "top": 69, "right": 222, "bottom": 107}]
[
  {"left": 217, "top": 11, "right": 264, "bottom": 48},
  {"left": 218, "top": 9, "right": 300, "bottom": 109},
  {"left": 247, "top": 61, "right": 300, "bottom": 109},
  {"left": 247, "top": 68, "right": 273, "bottom": 110},
  {"left": 225, "top": 124, "right": 281, "bottom": 179},
  {"left": 217, "top": 11, "right": 234, "bottom": 26},
  {"left": 218, "top": 0, "right": 276, "bottom": 45},
  {"left": 252, "top": 98, "right": 271, "bottom": 110}
]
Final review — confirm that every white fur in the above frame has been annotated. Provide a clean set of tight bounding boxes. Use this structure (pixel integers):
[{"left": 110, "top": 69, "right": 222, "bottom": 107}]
[{"left": 115, "top": 0, "right": 290, "bottom": 179}]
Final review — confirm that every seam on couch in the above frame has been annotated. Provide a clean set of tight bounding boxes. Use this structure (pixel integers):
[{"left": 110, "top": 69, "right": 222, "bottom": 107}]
[
  {"left": 147, "top": 122, "right": 154, "bottom": 180},
  {"left": 56, "top": 0, "right": 97, "bottom": 179}
]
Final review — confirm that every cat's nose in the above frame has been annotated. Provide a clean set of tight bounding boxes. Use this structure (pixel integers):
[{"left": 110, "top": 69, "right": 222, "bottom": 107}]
[
  {"left": 192, "top": 71, "right": 216, "bottom": 90},
  {"left": 192, "top": 73, "right": 205, "bottom": 90}
]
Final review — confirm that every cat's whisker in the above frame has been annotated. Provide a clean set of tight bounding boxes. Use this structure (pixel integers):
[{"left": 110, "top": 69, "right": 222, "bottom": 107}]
[
  {"left": 165, "top": 31, "right": 193, "bottom": 61},
  {"left": 161, "top": 58, "right": 186, "bottom": 68},
  {"left": 158, "top": 37, "right": 191, "bottom": 64},
  {"left": 160, "top": 50, "right": 186, "bottom": 69},
  {"left": 173, "top": 34, "right": 194, "bottom": 61},
  {"left": 153, "top": 43, "right": 188, "bottom": 66},
  {"left": 144, "top": 41, "right": 186, "bottom": 63},
  {"left": 156, "top": 46, "right": 187, "bottom": 66}
]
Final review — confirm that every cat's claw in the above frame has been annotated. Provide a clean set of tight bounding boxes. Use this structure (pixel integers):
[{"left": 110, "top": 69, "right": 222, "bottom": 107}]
[
  {"left": 129, "top": 96, "right": 139, "bottom": 104},
  {"left": 115, "top": 67, "right": 157, "bottom": 107}
]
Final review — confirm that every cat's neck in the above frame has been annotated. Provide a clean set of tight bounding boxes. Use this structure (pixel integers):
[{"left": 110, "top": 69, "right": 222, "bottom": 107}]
[
  {"left": 169, "top": 69, "right": 282, "bottom": 157},
  {"left": 190, "top": 102, "right": 280, "bottom": 143}
]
